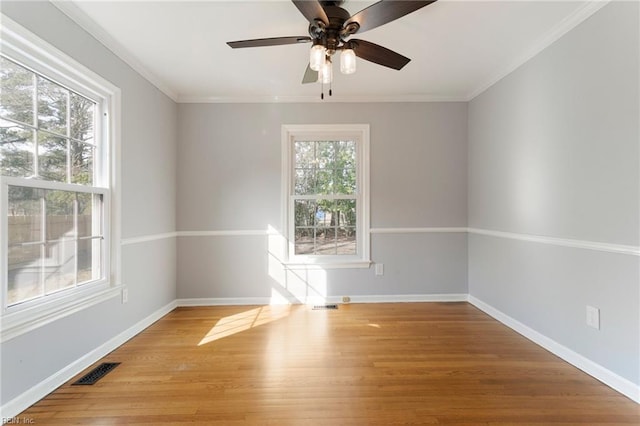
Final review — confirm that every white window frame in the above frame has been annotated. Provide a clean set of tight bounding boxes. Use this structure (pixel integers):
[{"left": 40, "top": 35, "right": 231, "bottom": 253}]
[
  {"left": 281, "top": 124, "right": 370, "bottom": 269},
  {"left": 0, "top": 16, "right": 121, "bottom": 342}
]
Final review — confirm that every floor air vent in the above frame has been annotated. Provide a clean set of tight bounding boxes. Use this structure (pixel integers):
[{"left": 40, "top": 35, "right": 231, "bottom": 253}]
[
  {"left": 313, "top": 304, "right": 338, "bottom": 310},
  {"left": 72, "top": 362, "right": 120, "bottom": 385}
]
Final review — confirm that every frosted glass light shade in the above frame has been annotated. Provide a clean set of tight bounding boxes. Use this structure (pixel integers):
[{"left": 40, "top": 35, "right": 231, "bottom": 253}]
[
  {"left": 309, "top": 45, "right": 326, "bottom": 71},
  {"left": 340, "top": 48, "right": 356, "bottom": 74},
  {"left": 319, "top": 59, "right": 333, "bottom": 84}
]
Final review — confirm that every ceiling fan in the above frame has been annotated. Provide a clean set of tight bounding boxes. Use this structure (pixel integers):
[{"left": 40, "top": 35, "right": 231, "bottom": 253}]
[{"left": 227, "top": 0, "right": 437, "bottom": 97}]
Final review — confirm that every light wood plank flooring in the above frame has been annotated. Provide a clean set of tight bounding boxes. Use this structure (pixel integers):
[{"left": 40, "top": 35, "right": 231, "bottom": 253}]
[{"left": 19, "top": 303, "right": 640, "bottom": 424}]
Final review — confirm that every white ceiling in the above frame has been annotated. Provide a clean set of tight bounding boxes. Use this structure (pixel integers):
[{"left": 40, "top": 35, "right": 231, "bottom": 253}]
[{"left": 54, "top": 0, "right": 607, "bottom": 102}]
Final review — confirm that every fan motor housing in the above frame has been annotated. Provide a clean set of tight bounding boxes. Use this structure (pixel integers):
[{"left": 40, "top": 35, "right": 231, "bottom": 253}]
[{"left": 309, "top": 5, "right": 356, "bottom": 51}]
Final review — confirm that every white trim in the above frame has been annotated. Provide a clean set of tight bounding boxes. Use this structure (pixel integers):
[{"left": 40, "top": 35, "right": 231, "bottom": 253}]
[
  {"left": 468, "top": 295, "right": 640, "bottom": 404},
  {"left": 0, "top": 16, "right": 122, "bottom": 339},
  {"left": 177, "top": 297, "right": 272, "bottom": 307},
  {"left": 177, "top": 94, "right": 466, "bottom": 104},
  {"left": 121, "top": 232, "right": 178, "bottom": 246},
  {"left": 343, "top": 293, "right": 469, "bottom": 304},
  {"left": 281, "top": 124, "right": 371, "bottom": 266},
  {"left": 283, "top": 260, "right": 371, "bottom": 270},
  {"left": 468, "top": 228, "right": 640, "bottom": 256},
  {"left": 177, "top": 294, "right": 468, "bottom": 307},
  {"left": 0, "top": 299, "right": 178, "bottom": 419},
  {"left": 117, "top": 227, "right": 640, "bottom": 258},
  {"left": 467, "top": 0, "right": 611, "bottom": 101},
  {"left": 177, "top": 230, "right": 268, "bottom": 237},
  {"left": 50, "top": 1, "right": 178, "bottom": 102},
  {"left": 1, "top": 285, "right": 121, "bottom": 343},
  {"left": 370, "top": 227, "right": 467, "bottom": 234}
]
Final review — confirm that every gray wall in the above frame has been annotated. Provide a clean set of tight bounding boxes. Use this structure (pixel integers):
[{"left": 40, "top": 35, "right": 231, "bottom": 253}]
[
  {"left": 177, "top": 102, "right": 468, "bottom": 300},
  {"left": 468, "top": 1, "right": 639, "bottom": 385},
  {"left": 1, "top": 1, "right": 178, "bottom": 405}
]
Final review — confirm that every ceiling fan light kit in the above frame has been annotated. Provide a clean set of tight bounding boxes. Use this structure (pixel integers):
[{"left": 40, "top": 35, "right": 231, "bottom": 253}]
[
  {"left": 309, "top": 43, "right": 326, "bottom": 71},
  {"left": 227, "top": 0, "right": 437, "bottom": 98},
  {"left": 340, "top": 47, "right": 356, "bottom": 75}
]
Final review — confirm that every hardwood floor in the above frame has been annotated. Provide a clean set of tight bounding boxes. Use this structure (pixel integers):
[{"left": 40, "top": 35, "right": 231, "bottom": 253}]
[{"left": 19, "top": 303, "right": 640, "bottom": 425}]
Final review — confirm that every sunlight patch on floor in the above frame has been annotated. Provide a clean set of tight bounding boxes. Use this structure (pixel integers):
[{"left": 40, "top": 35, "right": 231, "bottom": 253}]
[{"left": 198, "top": 305, "right": 291, "bottom": 346}]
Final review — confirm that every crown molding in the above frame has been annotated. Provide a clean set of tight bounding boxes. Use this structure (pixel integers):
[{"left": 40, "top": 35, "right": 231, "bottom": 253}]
[
  {"left": 176, "top": 94, "right": 468, "bottom": 104},
  {"left": 466, "top": 0, "right": 611, "bottom": 101},
  {"left": 51, "top": 0, "right": 179, "bottom": 102}
]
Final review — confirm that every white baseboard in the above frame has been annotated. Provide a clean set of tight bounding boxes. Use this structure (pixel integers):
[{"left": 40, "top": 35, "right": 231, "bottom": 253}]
[
  {"left": 177, "top": 297, "right": 272, "bottom": 306},
  {"left": 341, "top": 293, "right": 469, "bottom": 303},
  {"left": 177, "top": 294, "right": 468, "bottom": 307},
  {"left": 468, "top": 295, "right": 640, "bottom": 404},
  {"left": 0, "top": 300, "right": 178, "bottom": 419}
]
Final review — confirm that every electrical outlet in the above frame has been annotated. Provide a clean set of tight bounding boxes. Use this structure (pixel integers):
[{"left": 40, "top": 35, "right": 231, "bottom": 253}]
[
  {"left": 586, "top": 305, "right": 600, "bottom": 330},
  {"left": 342, "top": 296, "right": 351, "bottom": 303},
  {"left": 122, "top": 288, "right": 129, "bottom": 304},
  {"left": 375, "top": 263, "right": 384, "bottom": 276}
]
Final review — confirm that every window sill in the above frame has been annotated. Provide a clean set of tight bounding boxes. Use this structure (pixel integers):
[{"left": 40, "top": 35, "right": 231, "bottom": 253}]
[
  {"left": 283, "top": 260, "right": 372, "bottom": 270},
  {"left": 1, "top": 284, "right": 122, "bottom": 342}
]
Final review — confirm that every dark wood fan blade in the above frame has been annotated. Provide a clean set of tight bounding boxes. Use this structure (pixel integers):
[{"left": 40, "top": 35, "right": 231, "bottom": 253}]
[
  {"left": 346, "top": 0, "right": 437, "bottom": 34},
  {"left": 351, "top": 39, "right": 410, "bottom": 70},
  {"left": 227, "top": 36, "right": 311, "bottom": 48},
  {"left": 292, "top": 0, "right": 329, "bottom": 25},
  {"left": 302, "top": 63, "right": 318, "bottom": 84}
]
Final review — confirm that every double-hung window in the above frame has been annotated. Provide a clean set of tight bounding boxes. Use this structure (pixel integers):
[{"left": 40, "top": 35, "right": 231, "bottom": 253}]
[
  {"left": 282, "top": 124, "right": 370, "bottom": 268},
  {"left": 0, "top": 17, "right": 120, "bottom": 341}
]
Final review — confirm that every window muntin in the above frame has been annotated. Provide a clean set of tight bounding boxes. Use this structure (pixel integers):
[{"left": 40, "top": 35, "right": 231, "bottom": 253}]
[
  {"left": 293, "top": 140, "right": 357, "bottom": 255},
  {"left": 283, "top": 125, "right": 370, "bottom": 267},
  {"left": 1, "top": 56, "right": 104, "bottom": 308},
  {"left": 7, "top": 185, "right": 103, "bottom": 306},
  {"left": 1, "top": 56, "right": 97, "bottom": 185},
  {"left": 0, "top": 16, "right": 120, "bottom": 341}
]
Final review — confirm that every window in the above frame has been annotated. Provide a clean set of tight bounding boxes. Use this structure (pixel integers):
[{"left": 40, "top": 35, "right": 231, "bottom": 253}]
[
  {"left": 0, "top": 17, "right": 120, "bottom": 341},
  {"left": 282, "top": 124, "right": 370, "bottom": 267}
]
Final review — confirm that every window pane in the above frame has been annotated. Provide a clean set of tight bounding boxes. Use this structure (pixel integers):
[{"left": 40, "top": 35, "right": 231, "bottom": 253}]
[
  {"left": 294, "top": 141, "right": 315, "bottom": 167},
  {"left": 294, "top": 168, "right": 315, "bottom": 195},
  {"left": 70, "top": 140, "right": 93, "bottom": 185},
  {"left": 39, "top": 132, "right": 67, "bottom": 182},
  {"left": 44, "top": 239, "right": 75, "bottom": 294},
  {"left": 37, "top": 76, "right": 68, "bottom": 136},
  {"left": 78, "top": 238, "right": 101, "bottom": 284},
  {"left": 0, "top": 57, "right": 35, "bottom": 125},
  {"left": 294, "top": 200, "right": 317, "bottom": 228},
  {"left": 316, "top": 141, "right": 334, "bottom": 169},
  {"left": 45, "top": 190, "right": 74, "bottom": 241},
  {"left": 8, "top": 185, "right": 45, "bottom": 304},
  {"left": 70, "top": 92, "right": 94, "bottom": 142},
  {"left": 337, "top": 227, "right": 356, "bottom": 255},
  {"left": 294, "top": 227, "right": 314, "bottom": 255},
  {"left": 8, "top": 244, "right": 42, "bottom": 305},
  {"left": 76, "top": 192, "right": 94, "bottom": 238},
  {"left": 315, "top": 201, "right": 333, "bottom": 227},
  {"left": 7, "top": 186, "right": 103, "bottom": 305},
  {"left": 316, "top": 169, "right": 333, "bottom": 194},
  {"left": 335, "top": 199, "right": 356, "bottom": 227},
  {"left": 8, "top": 186, "right": 43, "bottom": 244},
  {"left": 316, "top": 227, "right": 337, "bottom": 255},
  {"left": 335, "top": 168, "right": 356, "bottom": 194},
  {"left": 336, "top": 140, "right": 356, "bottom": 169},
  {"left": 1, "top": 120, "right": 34, "bottom": 177}
]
